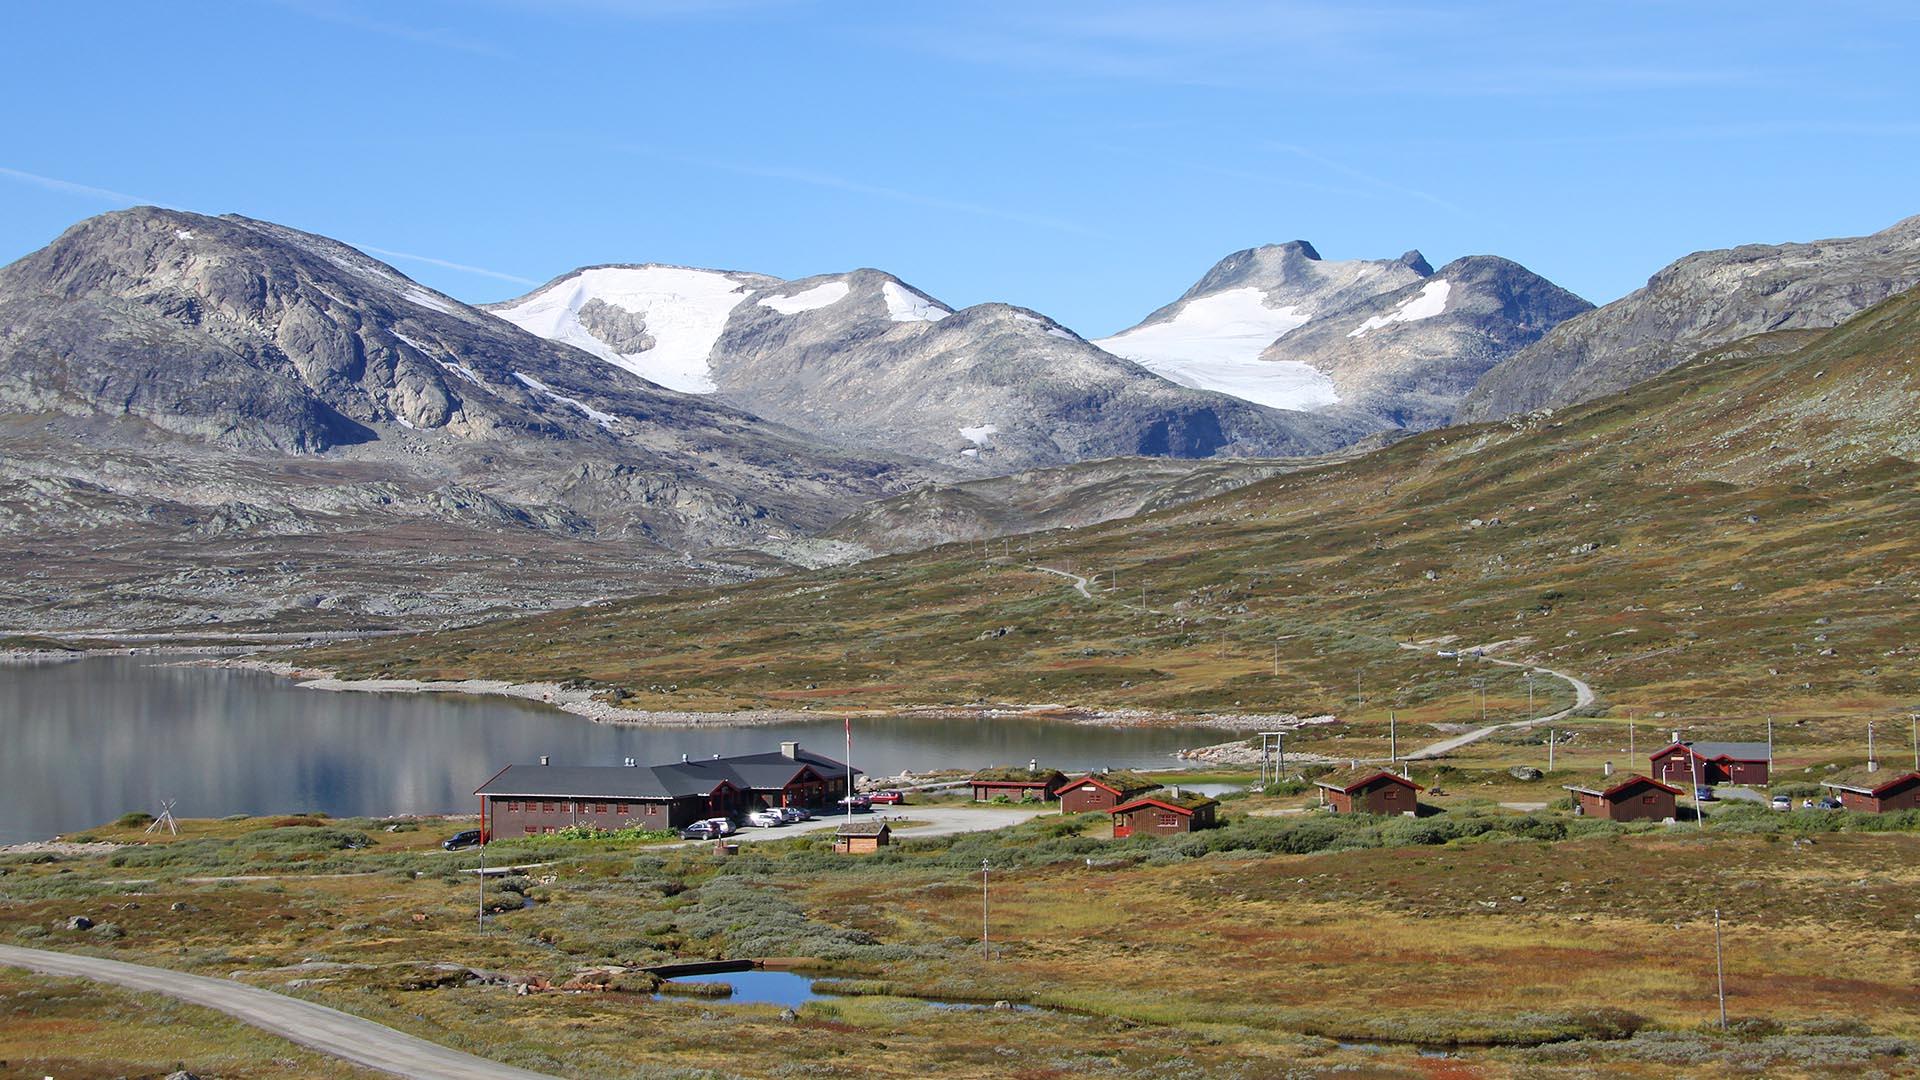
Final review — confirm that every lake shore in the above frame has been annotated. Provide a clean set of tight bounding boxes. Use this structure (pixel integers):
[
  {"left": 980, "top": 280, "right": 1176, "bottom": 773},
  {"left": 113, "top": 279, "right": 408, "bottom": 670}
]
[{"left": 207, "top": 657, "right": 1333, "bottom": 734}]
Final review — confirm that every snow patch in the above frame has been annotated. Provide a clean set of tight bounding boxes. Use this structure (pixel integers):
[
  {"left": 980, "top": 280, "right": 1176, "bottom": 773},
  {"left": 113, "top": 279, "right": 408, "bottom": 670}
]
[
  {"left": 436, "top": 359, "right": 485, "bottom": 387},
  {"left": 1094, "top": 287, "right": 1337, "bottom": 410},
  {"left": 491, "top": 266, "right": 758, "bottom": 394},
  {"left": 174, "top": 229, "right": 195, "bottom": 240},
  {"left": 1046, "top": 327, "right": 1078, "bottom": 341},
  {"left": 959, "top": 424, "right": 997, "bottom": 446},
  {"left": 1348, "top": 279, "right": 1451, "bottom": 338},
  {"left": 760, "top": 280, "right": 850, "bottom": 314},
  {"left": 511, "top": 371, "right": 621, "bottom": 430},
  {"left": 960, "top": 447, "right": 980, "bottom": 458},
  {"left": 395, "top": 416, "right": 416, "bottom": 430},
  {"left": 882, "top": 281, "right": 949, "bottom": 323}
]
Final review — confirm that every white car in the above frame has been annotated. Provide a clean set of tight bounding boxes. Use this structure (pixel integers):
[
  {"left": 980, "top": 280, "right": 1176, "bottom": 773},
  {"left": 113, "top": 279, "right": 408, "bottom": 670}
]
[
  {"left": 698, "top": 816, "right": 736, "bottom": 836},
  {"left": 746, "top": 809, "right": 787, "bottom": 828}
]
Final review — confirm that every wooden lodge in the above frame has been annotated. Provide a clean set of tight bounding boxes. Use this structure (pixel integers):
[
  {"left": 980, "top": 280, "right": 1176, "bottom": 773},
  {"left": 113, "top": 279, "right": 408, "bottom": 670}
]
[
  {"left": 1649, "top": 739, "right": 1771, "bottom": 787},
  {"left": 834, "top": 820, "right": 892, "bottom": 854},
  {"left": 1314, "top": 767, "right": 1422, "bottom": 816},
  {"left": 1110, "top": 789, "right": 1218, "bottom": 837},
  {"left": 475, "top": 742, "right": 858, "bottom": 839},
  {"left": 970, "top": 762, "right": 1067, "bottom": 802},
  {"left": 1564, "top": 771, "right": 1680, "bottom": 822},
  {"left": 1058, "top": 770, "right": 1160, "bottom": 814},
  {"left": 1821, "top": 767, "right": 1920, "bottom": 813}
]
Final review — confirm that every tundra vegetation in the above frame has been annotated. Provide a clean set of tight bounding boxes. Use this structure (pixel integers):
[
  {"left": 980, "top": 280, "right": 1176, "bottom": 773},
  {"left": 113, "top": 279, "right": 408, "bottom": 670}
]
[{"left": 2, "top": 794, "right": 1915, "bottom": 1078}]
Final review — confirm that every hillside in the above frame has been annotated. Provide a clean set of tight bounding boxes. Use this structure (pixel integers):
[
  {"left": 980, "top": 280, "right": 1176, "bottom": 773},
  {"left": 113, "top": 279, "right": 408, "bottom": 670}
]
[
  {"left": 299, "top": 286, "right": 1920, "bottom": 728},
  {"left": 1459, "top": 214, "right": 1920, "bottom": 421}
]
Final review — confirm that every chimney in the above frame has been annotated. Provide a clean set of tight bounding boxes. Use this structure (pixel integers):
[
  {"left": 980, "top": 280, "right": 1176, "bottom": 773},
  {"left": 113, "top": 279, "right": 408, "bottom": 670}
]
[
  {"left": 1028, "top": 758, "right": 1038, "bottom": 774},
  {"left": 780, "top": 741, "right": 799, "bottom": 759},
  {"left": 1170, "top": 785, "right": 1181, "bottom": 798},
  {"left": 539, "top": 755, "right": 549, "bottom": 766},
  {"left": 623, "top": 757, "right": 636, "bottom": 767},
  {"left": 1603, "top": 760, "right": 1613, "bottom": 777},
  {"left": 1672, "top": 730, "right": 1680, "bottom": 745},
  {"left": 681, "top": 753, "right": 689, "bottom": 763}
]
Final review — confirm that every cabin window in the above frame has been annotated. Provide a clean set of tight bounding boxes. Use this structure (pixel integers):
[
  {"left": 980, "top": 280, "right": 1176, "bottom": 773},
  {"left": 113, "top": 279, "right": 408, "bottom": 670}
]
[
  {"left": 1384, "top": 789, "right": 1399, "bottom": 800},
  {"left": 1155, "top": 811, "right": 1179, "bottom": 826},
  {"left": 1642, "top": 795, "right": 1656, "bottom": 804},
  {"left": 544, "top": 802, "right": 555, "bottom": 813},
  {"left": 524, "top": 826, "right": 537, "bottom": 834},
  {"left": 617, "top": 803, "right": 629, "bottom": 813}
]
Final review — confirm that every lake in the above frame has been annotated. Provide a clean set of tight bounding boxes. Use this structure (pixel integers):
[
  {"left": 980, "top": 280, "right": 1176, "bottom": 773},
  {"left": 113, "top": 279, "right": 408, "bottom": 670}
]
[{"left": 0, "top": 656, "right": 1231, "bottom": 844}]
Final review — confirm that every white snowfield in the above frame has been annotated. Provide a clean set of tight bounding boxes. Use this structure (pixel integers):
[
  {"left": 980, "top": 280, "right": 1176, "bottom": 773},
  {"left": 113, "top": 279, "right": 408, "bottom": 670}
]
[
  {"left": 882, "top": 280, "right": 950, "bottom": 323},
  {"left": 958, "top": 423, "right": 997, "bottom": 446},
  {"left": 491, "top": 266, "right": 759, "bottom": 394},
  {"left": 1349, "top": 279, "right": 1451, "bottom": 338},
  {"left": 1094, "top": 287, "right": 1340, "bottom": 411},
  {"left": 760, "top": 279, "right": 850, "bottom": 314}
]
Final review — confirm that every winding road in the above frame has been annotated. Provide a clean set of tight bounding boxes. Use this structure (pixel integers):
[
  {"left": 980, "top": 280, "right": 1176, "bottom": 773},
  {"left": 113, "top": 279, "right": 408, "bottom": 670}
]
[
  {"left": 1025, "top": 563, "right": 1600, "bottom": 764},
  {"left": 0, "top": 944, "right": 554, "bottom": 1080}
]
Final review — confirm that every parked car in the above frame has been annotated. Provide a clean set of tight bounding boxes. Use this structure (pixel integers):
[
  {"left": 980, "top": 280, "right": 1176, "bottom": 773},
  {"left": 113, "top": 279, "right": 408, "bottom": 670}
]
[
  {"left": 839, "top": 794, "right": 873, "bottom": 812},
  {"left": 680, "top": 820, "right": 726, "bottom": 840},
  {"left": 1818, "top": 796, "right": 1844, "bottom": 810},
  {"left": 777, "top": 806, "right": 811, "bottom": 823},
  {"left": 1770, "top": 794, "right": 1792, "bottom": 811},
  {"left": 1694, "top": 786, "right": 1716, "bottom": 802},
  {"left": 442, "top": 829, "right": 482, "bottom": 850},
  {"left": 867, "top": 790, "right": 906, "bottom": 806},
  {"left": 746, "top": 809, "right": 786, "bottom": 828},
  {"left": 701, "top": 816, "right": 736, "bottom": 836}
]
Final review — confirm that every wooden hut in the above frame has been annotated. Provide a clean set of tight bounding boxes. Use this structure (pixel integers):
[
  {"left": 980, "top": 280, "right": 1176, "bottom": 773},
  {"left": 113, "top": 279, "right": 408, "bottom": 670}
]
[
  {"left": 969, "top": 763, "right": 1066, "bottom": 802},
  {"left": 1109, "top": 790, "right": 1218, "bottom": 837},
  {"left": 1057, "top": 770, "right": 1160, "bottom": 814},
  {"left": 1821, "top": 767, "right": 1920, "bottom": 813},
  {"left": 1563, "top": 771, "right": 1680, "bottom": 822},
  {"left": 1648, "top": 740, "right": 1770, "bottom": 787},
  {"left": 834, "top": 820, "right": 892, "bottom": 854},
  {"left": 1313, "top": 767, "right": 1423, "bottom": 816}
]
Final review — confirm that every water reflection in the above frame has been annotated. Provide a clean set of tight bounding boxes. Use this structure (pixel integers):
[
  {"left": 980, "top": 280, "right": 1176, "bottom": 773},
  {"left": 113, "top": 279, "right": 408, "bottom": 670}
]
[{"left": 0, "top": 657, "right": 1228, "bottom": 843}]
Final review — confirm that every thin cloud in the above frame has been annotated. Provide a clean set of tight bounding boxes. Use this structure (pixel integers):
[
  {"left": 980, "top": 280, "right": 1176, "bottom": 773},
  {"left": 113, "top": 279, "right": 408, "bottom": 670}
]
[
  {"left": 357, "top": 244, "right": 540, "bottom": 286},
  {"left": 0, "top": 166, "right": 157, "bottom": 206},
  {"left": 1268, "top": 143, "right": 1465, "bottom": 216},
  {"left": 271, "top": 0, "right": 508, "bottom": 57}
]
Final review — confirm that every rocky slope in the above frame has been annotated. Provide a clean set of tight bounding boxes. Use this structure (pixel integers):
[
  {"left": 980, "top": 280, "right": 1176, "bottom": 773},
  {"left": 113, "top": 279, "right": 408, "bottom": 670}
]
[
  {"left": 1095, "top": 242, "right": 1588, "bottom": 429},
  {"left": 493, "top": 265, "right": 1360, "bottom": 473},
  {"left": 0, "top": 208, "right": 916, "bottom": 629},
  {"left": 1457, "top": 215, "right": 1920, "bottom": 421}
]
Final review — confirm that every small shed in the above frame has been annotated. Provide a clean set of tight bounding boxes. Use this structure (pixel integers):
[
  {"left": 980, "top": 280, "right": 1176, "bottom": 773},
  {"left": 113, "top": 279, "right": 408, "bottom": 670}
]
[
  {"left": 970, "top": 764, "right": 1067, "bottom": 802},
  {"left": 1821, "top": 767, "right": 1920, "bottom": 813},
  {"left": 1057, "top": 770, "right": 1160, "bottom": 814},
  {"left": 834, "top": 820, "right": 892, "bottom": 854},
  {"left": 1649, "top": 740, "right": 1771, "bottom": 786},
  {"left": 1110, "top": 790, "right": 1218, "bottom": 837},
  {"left": 1564, "top": 772, "right": 1680, "bottom": 822},
  {"left": 1314, "top": 767, "right": 1423, "bottom": 816}
]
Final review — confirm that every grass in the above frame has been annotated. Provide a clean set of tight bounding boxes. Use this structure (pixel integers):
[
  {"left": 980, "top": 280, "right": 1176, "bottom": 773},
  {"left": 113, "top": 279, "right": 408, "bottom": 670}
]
[{"left": 1, "top": 806, "right": 1915, "bottom": 1077}]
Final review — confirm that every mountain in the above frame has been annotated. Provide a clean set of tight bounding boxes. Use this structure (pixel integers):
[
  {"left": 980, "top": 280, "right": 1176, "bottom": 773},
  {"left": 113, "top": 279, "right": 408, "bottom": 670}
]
[
  {"left": 0, "top": 208, "right": 916, "bottom": 629},
  {"left": 1457, "top": 215, "right": 1920, "bottom": 421},
  {"left": 300, "top": 283, "right": 1920, "bottom": 723},
  {"left": 1094, "top": 242, "right": 1588, "bottom": 429},
  {"left": 823, "top": 454, "right": 1326, "bottom": 557},
  {"left": 492, "top": 264, "right": 1360, "bottom": 472}
]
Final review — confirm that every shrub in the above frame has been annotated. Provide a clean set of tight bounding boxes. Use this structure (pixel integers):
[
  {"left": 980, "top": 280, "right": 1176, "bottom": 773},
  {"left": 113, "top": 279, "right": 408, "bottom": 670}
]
[{"left": 113, "top": 812, "right": 154, "bottom": 828}]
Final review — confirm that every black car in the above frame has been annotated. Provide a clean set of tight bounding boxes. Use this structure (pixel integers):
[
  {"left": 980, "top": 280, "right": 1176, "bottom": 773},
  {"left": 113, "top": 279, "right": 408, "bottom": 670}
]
[{"left": 442, "top": 829, "right": 482, "bottom": 850}]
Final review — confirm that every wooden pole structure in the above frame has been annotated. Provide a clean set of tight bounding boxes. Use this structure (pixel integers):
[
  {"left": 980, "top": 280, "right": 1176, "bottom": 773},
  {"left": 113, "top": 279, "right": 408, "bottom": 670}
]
[
  {"left": 981, "top": 860, "right": 991, "bottom": 961},
  {"left": 1629, "top": 714, "right": 1636, "bottom": 758},
  {"left": 1548, "top": 728, "right": 1555, "bottom": 771},
  {"left": 1690, "top": 751, "right": 1706, "bottom": 832},
  {"left": 1766, "top": 715, "right": 1774, "bottom": 776},
  {"left": 478, "top": 837, "right": 486, "bottom": 930},
  {"left": 1713, "top": 908, "right": 1728, "bottom": 1030},
  {"left": 1389, "top": 711, "right": 1398, "bottom": 765}
]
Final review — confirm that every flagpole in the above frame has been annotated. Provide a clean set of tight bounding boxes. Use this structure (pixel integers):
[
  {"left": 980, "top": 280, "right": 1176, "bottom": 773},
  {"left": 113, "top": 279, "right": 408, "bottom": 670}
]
[{"left": 845, "top": 714, "right": 854, "bottom": 833}]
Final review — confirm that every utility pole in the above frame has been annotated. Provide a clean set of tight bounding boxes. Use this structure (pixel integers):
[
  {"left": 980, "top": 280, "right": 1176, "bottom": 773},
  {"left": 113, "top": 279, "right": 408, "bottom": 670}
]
[
  {"left": 1713, "top": 908, "right": 1728, "bottom": 1031},
  {"left": 980, "top": 860, "right": 991, "bottom": 962},
  {"left": 477, "top": 838, "right": 486, "bottom": 930},
  {"left": 1547, "top": 728, "right": 1555, "bottom": 771},
  {"left": 1690, "top": 751, "right": 1706, "bottom": 833},
  {"left": 1272, "top": 640, "right": 1279, "bottom": 677},
  {"left": 1766, "top": 715, "right": 1774, "bottom": 776},
  {"left": 1868, "top": 720, "right": 1877, "bottom": 770},
  {"left": 1629, "top": 713, "right": 1636, "bottom": 758},
  {"left": 1911, "top": 713, "right": 1918, "bottom": 771},
  {"left": 1389, "top": 710, "right": 1398, "bottom": 765}
]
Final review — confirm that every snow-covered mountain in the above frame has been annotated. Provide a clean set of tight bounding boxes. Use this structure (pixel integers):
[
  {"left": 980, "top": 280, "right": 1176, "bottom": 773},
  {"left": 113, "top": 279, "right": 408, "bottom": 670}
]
[
  {"left": 490, "top": 264, "right": 1360, "bottom": 472},
  {"left": 1096, "top": 241, "right": 1589, "bottom": 429}
]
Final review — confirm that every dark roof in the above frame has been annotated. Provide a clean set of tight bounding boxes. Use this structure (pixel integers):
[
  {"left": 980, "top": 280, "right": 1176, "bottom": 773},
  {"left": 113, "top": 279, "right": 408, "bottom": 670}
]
[
  {"left": 1111, "top": 791, "right": 1218, "bottom": 815},
  {"left": 476, "top": 746, "right": 859, "bottom": 800},
  {"left": 1656, "top": 741, "right": 1771, "bottom": 762},
  {"left": 476, "top": 763, "right": 733, "bottom": 800},
  {"left": 1059, "top": 770, "right": 1160, "bottom": 796},
  {"left": 1313, "top": 767, "right": 1423, "bottom": 793},
  {"left": 835, "top": 820, "right": 892, "bottom": 837},
  {"left": 971, "top": 765, "right": 1065, "bottom": 784},
  {"left": 1563, "top": 772, "right": 1680, "bottom": 798},
  {"left": 1820, "top": 767, "right": 1920, "bottom": 795}
]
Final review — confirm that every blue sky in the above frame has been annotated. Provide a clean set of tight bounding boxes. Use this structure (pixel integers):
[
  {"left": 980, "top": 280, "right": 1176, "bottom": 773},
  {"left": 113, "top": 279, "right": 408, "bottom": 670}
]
[{"left": 3, "top": 1, "right": 1915, "bottom": 335}]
